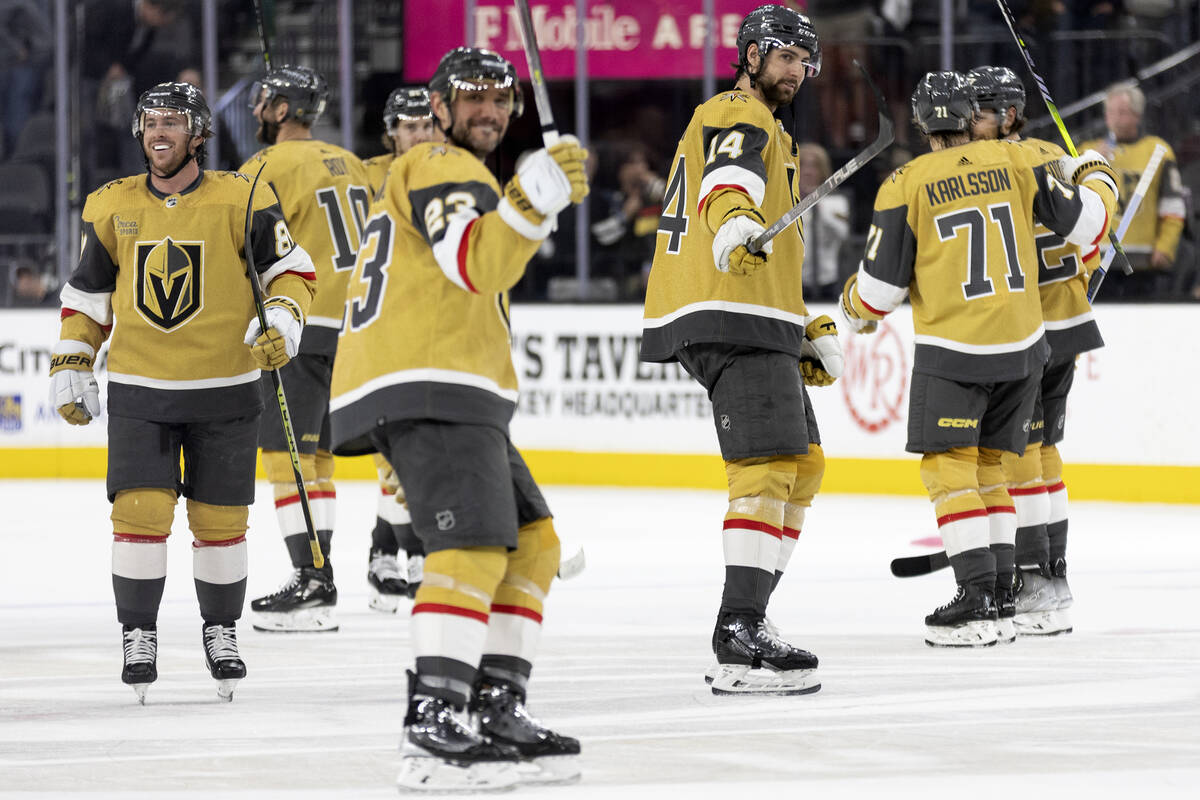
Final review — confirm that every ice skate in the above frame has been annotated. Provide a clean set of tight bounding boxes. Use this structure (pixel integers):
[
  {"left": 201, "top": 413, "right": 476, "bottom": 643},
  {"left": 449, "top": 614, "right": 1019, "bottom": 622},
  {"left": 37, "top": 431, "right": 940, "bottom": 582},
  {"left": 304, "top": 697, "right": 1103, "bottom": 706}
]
[
  {"left": 709, "top": 612, "right": 820, "bottom": 696},
  {"left": 396, "top": 680, "right": 521, "bottom": 793},
  {"left": 995, "top": 574, "right": 1016, "bottom": 644},
  {"left": 924, "top": 582, "right": 998, "bottom": 648},
  {"left": 405, "top": 553, "right": 424, "bottom": 599},
  {"left": 121, "top": 625, "right": 157, "bottom": 704},
  {"left": 367, "top": 550, "right": 408, "bottom": 613},
  {"left": 474, "top": 679, "right": 581, "bottom": 785},
  {"left": 1013, "top": 564, "right": 1065, "bottom": 636},
  {"left": 250, "top": 566, "right": 339, "bottom": 632},
  {"left": 1050, "top": 557, "right": 1074, "bottom": 634},
  {"left": 704, "top": 615, "right": 782, "bottom": 684},
  {"left": 202, "top": 622, "right": 246, "bottom": 701}
]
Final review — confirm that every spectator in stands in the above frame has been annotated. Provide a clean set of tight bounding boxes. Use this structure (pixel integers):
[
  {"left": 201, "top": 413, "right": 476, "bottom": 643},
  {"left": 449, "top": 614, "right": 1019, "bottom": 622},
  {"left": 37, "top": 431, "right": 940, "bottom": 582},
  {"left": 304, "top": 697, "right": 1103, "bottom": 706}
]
[
  {"left": 0, "top": 0, "right": 52, "bottom": 153},
  {"left": 796, "top": 144, "right": 851, "bottom": 303},
  {"left": 82, "top": 0, "right": 197, "bottom": 183},
  {"left": 1082, "top": 83, "right": 1186, "bottom": 299}
]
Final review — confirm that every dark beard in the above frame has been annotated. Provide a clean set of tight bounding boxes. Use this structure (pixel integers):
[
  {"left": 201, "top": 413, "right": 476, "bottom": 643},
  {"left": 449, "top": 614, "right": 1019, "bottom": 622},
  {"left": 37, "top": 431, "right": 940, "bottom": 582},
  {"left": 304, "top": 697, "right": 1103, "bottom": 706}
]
[
  {"left": 257, "top": 118, "right": 281, "bottom": 145},
  {"left": 759, "top": 75, "right": 798, "bottom": 108}
]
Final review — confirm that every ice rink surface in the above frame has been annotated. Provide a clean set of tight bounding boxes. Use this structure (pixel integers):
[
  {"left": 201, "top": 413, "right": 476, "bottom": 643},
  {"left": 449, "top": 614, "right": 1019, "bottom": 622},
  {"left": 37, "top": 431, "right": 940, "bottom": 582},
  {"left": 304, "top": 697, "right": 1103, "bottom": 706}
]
[{"left": 1, "top": 479, "right": 1198, "bottom": 799}]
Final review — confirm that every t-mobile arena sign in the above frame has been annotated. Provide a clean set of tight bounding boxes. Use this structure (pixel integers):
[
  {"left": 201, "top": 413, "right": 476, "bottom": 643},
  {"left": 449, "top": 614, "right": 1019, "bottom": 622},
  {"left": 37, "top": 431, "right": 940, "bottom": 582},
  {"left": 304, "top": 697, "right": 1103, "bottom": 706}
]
[{"left": 403, "top": 1, "right": 775, "bottom": 80}]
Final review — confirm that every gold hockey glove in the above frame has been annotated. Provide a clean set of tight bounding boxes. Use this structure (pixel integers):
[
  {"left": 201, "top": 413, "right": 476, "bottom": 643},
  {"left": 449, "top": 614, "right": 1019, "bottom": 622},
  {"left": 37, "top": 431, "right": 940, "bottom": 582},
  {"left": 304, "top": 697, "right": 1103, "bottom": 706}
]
[
  {"left": 800, "top": 315, "right": 844, "bottom": 386},
  {"left": 49, "top": 343, "right": 101, "bottom": 425},
  {"left": 244, "top": 296, "right": 303, "bottom": 370},
  {"left": 840, "top": 274, "right": 879, "bottom": 334}
]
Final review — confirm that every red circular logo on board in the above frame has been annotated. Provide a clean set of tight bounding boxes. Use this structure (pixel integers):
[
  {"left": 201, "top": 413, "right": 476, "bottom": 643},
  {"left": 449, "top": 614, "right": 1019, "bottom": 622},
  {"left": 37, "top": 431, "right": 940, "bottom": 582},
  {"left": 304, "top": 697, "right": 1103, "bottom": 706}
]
[{"left": 840, "top": 322, "right": 908, "bottom": 433}]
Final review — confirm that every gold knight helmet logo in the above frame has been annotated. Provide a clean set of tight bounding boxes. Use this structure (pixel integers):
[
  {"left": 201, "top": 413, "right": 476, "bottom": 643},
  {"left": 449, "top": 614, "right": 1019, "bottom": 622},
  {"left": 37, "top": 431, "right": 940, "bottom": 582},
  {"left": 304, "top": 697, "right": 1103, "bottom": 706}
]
[{"left": 135, "top": 238, "right": 204, "bottom": 330}]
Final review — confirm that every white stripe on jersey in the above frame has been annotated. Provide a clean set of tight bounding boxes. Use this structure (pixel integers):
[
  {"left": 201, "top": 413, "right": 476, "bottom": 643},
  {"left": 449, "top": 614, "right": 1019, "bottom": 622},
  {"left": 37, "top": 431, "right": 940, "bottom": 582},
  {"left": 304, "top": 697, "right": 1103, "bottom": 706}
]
[
  {"left": 431, "top": 207, "right": 481, "bottom": 293},
  {"left": 259, "top": 242, "right": 315, "bottom": 287},
  {"left": 856, "top": 264, "right": 910, "bottom": 314},
  {"left": 306, "top": 315, "right": 343, "bottom": 329},
  {"left": 699, "top": 164, "right": 766, "bottom": 210},
  {"left": 60, "top": 283, "right": 114, "bottom": 327},
  {"left": 914, "top": 323, "right": 1046, "bottom": 355},
  {"left": 107, "top": 369, "right": 261, "bottom": 391},
  {"left": 328, "top": 366, "right": 520, "bottom": 412},
  {"left": 1159, "top": 195, "right": 1186, "bottom": 219},
  {"left": 1063, "top": 185, "right": 1111, "bottom": 247},
  {"left": 1043, "top": 310, "right": 1095, "bottom": 330},
  {"left": 643, "top": 299, "right": 809, "bottom": 330}
]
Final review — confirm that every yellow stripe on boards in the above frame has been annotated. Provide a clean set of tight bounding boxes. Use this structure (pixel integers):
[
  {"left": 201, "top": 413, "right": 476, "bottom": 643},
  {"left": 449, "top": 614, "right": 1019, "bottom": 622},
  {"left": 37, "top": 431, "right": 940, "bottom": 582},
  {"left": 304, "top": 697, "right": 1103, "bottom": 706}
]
[{"left": 3, "top": 447, "right": 1198, "bottom": 505}]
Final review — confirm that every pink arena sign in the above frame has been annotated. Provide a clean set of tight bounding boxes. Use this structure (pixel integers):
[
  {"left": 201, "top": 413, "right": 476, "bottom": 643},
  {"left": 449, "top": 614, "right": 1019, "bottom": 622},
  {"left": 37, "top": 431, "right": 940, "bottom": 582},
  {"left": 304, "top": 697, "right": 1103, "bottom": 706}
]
[{"left": 403, "top": 1, "right": 793, "bottom": 81}]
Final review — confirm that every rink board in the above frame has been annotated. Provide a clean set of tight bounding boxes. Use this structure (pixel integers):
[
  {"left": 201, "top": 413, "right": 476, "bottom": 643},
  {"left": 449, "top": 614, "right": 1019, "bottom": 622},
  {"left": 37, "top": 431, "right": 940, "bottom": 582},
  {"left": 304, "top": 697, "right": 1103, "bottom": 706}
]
[{"left": 3, "top": 304, "right": 1198, "bottom": 503}]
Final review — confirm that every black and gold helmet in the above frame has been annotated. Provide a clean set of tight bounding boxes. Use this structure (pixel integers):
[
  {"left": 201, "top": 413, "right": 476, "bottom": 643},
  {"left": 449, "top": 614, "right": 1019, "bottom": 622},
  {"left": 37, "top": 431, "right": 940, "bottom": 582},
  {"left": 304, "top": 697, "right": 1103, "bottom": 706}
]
[{"left": 429, "top": 47, "right": 523, "bottom": 117}]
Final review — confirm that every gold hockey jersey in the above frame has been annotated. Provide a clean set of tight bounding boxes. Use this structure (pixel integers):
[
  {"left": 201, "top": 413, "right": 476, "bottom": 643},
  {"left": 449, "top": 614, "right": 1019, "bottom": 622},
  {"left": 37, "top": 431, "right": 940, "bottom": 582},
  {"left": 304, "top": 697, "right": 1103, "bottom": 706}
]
[
  {"left": 329, "top": 141, "right": 546, "bottom": 454},
  {"left": 851, "top": 138, "right": 1114, "bottom": 382},
  {"left": 240, "top": 139, "right": 371, "bottom": 356},
  {"left": 641, "top": 90, "right": 807, "bottom": 362},
  {"left": 59, "top": 171, "right": 316, "bottom": 422},
  {"left": 1079, "top": 134, "right": 1185, "bottom": 262},
  {"left": 1019, "top": 137, "right": 1103, "bottom": 358},
  {"left": 363, "top": 152, "right": 394, "bottom": 197}
]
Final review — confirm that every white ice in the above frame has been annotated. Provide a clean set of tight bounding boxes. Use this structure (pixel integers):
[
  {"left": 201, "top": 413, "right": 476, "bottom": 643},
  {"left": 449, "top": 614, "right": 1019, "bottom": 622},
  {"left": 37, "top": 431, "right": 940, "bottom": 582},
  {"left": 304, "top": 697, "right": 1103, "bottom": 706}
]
[{"left": 1, "top": 479, "right": 1198, "bottom": 799}]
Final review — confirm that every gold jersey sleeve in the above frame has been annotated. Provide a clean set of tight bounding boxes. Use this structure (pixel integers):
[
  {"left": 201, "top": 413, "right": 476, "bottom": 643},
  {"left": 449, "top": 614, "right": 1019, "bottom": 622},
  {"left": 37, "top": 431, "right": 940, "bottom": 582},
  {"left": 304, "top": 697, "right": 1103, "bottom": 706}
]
[
  {"left": 1080, "top": 134, "right": 1185, "bottom": 259},
  {"left": 240, "top": 140, "right": 372, "bottom": 354},
  {"left": 329, "top": 142, "right": 542, "bottom": 454},
  {"left": 641, "top": 91, "right": 808, "bottom": 363},
  {"left": 59, "top": 170, "right": 315, "bottom": 421}
]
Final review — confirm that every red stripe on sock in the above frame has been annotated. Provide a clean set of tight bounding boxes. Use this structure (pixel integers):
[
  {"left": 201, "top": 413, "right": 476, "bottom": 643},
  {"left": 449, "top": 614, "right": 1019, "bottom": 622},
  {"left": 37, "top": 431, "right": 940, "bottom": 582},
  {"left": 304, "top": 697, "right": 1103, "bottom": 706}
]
[
  {"left": 936, "top": 508, "right": 988, "bottom": 527},
  {"left": 722, "top": 518, "right": 782, "bottom": 539},
  {"left": 308, "top": 491, "right": 336, "bottom": 501},
  {"left": 490, "top": 604, "right": 543, "bottom": 623},
  {"left": 985, "top": 505, "right": 1016, "bottom": 515},
  {"left": 1046, "top": 481, "right": 1066, "bottom": 493},
  {"left": 782, "top": 526, "right": 800, "bottom": 540},
  {"left": 1008, "top": 486, "right": 1049, "bottom": 497},
  {"left": 192, "top": 535, "right": 246, "bottom": 548},
  {"left": 412, "top": 602, "right": 489, "bottom": 623},
  {"left": 113, "top": 532, "right": 168, "bottom": 543}
]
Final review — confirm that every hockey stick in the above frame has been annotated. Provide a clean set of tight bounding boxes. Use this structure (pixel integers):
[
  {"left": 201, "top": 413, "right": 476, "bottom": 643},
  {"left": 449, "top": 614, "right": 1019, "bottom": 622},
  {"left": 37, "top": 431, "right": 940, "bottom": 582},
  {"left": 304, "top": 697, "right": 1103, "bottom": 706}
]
[
  {"left": 890, "top": 549, "right": 950, "bottom": 578},
  {"left": 244, "top": 162, "right": 325, "bottom": 569},
  {"left": 1086, "top": 143, "right": 1168, "bottom": 301},
  {"left": 993, "top": 0, "right": 1133, "bottom": 278},
  {"left": 512, "top": 0, "right": 559, "bottom": 146},
  {"left": 749, "top": 60, "right": 893, "bottom": 253},
  {"left": 557, "top": 546, "right": 586, "bottom": 580},
  {"left": 252, "top": 0, "right": 272, "bottom": 71}
]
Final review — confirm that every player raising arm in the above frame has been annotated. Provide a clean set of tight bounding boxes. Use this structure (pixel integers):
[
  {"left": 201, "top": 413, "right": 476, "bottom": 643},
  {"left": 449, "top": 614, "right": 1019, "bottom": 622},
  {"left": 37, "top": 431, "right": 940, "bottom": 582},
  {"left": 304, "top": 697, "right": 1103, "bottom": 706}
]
[
  {"left": 841, "top": 71, "right": 1116, "bottom": 647},
  {"left": 329, "top": 47, "right": 588, "bottom": 791}
]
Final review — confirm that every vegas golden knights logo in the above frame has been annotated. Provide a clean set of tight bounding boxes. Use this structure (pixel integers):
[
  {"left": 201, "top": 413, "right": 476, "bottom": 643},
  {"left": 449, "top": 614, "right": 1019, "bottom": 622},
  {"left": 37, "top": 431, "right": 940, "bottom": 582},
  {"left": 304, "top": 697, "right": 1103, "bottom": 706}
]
[{"left": 135, "top": 238, "right": 204, "bottom": 330}]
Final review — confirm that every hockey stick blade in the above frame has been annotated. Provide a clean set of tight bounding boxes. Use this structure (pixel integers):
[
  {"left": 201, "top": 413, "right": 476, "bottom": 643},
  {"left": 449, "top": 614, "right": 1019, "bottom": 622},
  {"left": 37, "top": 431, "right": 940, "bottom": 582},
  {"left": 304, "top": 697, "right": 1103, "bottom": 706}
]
[
  {"left": 749, "top": 60, "right": 893, "bottom": 253},
  {"left": 557, "top": 547, "right": 586, "bottom": 580},
  {"left": 890, "top": 550, "right": 950, "bottom": 578}
]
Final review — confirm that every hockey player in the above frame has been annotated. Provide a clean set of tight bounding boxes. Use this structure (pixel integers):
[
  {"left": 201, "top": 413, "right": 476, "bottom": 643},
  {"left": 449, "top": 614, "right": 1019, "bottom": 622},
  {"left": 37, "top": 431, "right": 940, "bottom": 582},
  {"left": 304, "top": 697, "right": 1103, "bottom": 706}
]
[
  {"left": 363, "top": 86, "right": 438, "bottom": 192},
  {"left": 239, "top": 65, "right": 371, "bottom": 634},
  {"left": 640, "top": 4, "right": 835, "bottom": 696},
  {"left": 360, "top": 86, "right": 440, "bottom": 612},
  {"left": 968, "top": 65, "right": 1099, "bottom": 636},
  {"left": 329, "top": 47, "right": 588, "bottom": 791},
  {"left": 49, "top": 82, "right": 315, "bottom": 701},
  {"left": 841, "top": 71, "right": 1117, "bottom": 647}
]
